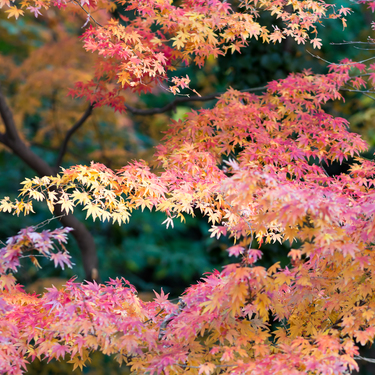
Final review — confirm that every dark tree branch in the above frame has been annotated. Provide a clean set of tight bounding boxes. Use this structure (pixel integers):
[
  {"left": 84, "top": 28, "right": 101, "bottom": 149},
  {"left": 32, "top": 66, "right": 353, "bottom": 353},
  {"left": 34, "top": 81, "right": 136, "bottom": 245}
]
[
  {"left": 125, "top": 86, "right": 267, "bottom": 115},
  {"left": 0, "top": 123, "right": 55, "bottom": 177},
  {"left": 0, "top": 132, "right": 7, "bottom": 145},
  {"left": 55, "top": 104, "right": 94, "bottom": 170},
  {"left": 0, "top": 84, "right": 98, "bottom": 281},
  {"left": 0, "top": 85, "right": 20, "bottom": 142}
]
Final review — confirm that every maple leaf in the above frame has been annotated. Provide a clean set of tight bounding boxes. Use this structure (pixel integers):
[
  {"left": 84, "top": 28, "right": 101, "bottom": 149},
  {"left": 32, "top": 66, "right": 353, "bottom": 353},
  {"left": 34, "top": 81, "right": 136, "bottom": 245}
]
[
  {"left": 198, "top": 363, "right": 216, "bottom": 375},
  {"left": 83, "top": 203, "right": 103, "bottom": 221},
  {"left": 275, "top": 270, "right": 294, "bottom": 286},
  {"left": 209, "top": 225, "right": 227, "bottom": 239},
  {"left": 288, "top": 249, "right": 302, "bottom": 260},
  {"left": 268, "top": 262, "right": 280, "bottom": 275},
  {"left": 230, "top": 282, "right": 248, "bottom": 316},
  {"left": 0, "top": 0, "right": 11, "bottom": 8},
  {"left": 67, "top": 356, "right": 87, "bottom": 371},
  {"left": 0, "top": 197, "right": 13, "bottom": 213},
  {"left": 5, "top": 6, "right": 24, "bottom": 19},
  {"left": 338, "top": 6, "right": 352, "bottom": 16},
  {"left": 153, "top": 288, "right": 170, "bottom": 304},
  {"left": 248, "top": 249, "right": 263, "bottom": 263},
  {"left": 51, "top": 343, "right": 69, "bottom": 360},
  {"left": 310, "top": 38, "right": 322, "bottom": 49},
  {"left": 28, "top": 190, "right": 45, "bottom": 202},
  {"left": 71, "top": 190, "right": 91, "bottom": 205},
  {"left": 227, "top": 245, "right": 245, "bottom": 257},
  {"left": 270, "top": 28, "right": 285, "bottom": 43},
  {"left": 366, "top": 1, "right": 375, "bottom": 12},
  {"left": 27, "top": 6, "right": 42, "bottom": 18},
  {"left": 161, "top": 216, "right": 174, "bottom": 229},
  {"left": 50, "top": 252, "right": 73, "bottom": 270},
  {"left": 1, "top": 2, "right": 375, "bottom": 374},
  {"left": 58, "top": 194, "right": 74, "bottom": 214},
  {"left": 354, "top": 330, "right": 371, "bottom": 345},
  {"left": 0, "top": 274, "right": 16, "bottom": 290}
]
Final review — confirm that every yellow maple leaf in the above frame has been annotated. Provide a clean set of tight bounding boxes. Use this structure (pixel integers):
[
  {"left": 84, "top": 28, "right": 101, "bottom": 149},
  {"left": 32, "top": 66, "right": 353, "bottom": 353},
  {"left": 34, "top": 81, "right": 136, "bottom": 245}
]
[
  {"left": 58, "top": 195, "right": 75, "bottom": 214},
  {"left": 6, "top": 6, "right": 24, "bottom": 19},
  {"left": 29, "top": 190, "right": 45, "bottom": 202},
  {"left": 83, "top": 203, "right": 102, "bottom": 221},
  {"left": 0, "top": 197, "right": 13, "bottom": 213},
  {"left": 71, "top": 190, "right": 91, "bottom": 205},
  {"left": 171, "top": 30, "right": 189, "bottom": 49}
]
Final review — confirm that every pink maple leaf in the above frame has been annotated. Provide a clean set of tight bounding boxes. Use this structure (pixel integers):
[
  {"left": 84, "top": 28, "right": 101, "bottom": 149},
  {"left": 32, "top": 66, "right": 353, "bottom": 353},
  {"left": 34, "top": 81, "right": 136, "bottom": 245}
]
[
  {"left": 27, "top": 6, "right": 42, "bottom": 18},
  {"left": 50, "top": 252, "right": 73, "bottom": 270},
  {"left": 153, "top": 288, "right": 170, "bottom": 304},
  {"left": 227, "top": 245, "right": 245, "bottom": 257}
]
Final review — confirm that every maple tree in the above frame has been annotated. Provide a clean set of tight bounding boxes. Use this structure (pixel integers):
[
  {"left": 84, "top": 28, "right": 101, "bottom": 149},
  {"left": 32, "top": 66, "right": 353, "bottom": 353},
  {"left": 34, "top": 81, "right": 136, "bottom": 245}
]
[{"left": 2, "top": 0, "right": 375, "bottom": 374}]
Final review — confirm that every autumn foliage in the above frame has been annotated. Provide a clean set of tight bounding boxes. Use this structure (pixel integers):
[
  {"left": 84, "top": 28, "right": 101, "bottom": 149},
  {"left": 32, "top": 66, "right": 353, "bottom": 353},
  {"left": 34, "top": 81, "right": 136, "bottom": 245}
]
[{"left": 2, "top": 0, "right": 375, "bottom": 374}]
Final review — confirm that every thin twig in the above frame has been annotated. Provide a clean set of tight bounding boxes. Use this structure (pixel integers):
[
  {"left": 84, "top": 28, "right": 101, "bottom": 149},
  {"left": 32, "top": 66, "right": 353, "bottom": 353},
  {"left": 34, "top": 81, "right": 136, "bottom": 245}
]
[
  {"left": 33, "top": 215, "right": 66, "bottom": 230},
  {"left": 124, "top": 86, "right": 267, "bottom": 116},
  {"left": 55, "top": 104, "right": 94, "bottom": 169},
  {"left": 341, "top": 83, "right": 375, "bottom": 102},
  {"left": 158, "top": 299, "right": 186, "bottom": 340},
  {"left": 306, "top": 51, "right": 375, "bottom": 102},
  {"left": 330, "top": 40, "right": 375, "bottom": 46},
  {"left": 73, "top": 0, "right": 103, "bottom": 27},
  {"left": 143, "top": 308, "right": 165, "bottom": 324},
  {"left": 307, "top": 50, "right": 375, "bottom": 66}
]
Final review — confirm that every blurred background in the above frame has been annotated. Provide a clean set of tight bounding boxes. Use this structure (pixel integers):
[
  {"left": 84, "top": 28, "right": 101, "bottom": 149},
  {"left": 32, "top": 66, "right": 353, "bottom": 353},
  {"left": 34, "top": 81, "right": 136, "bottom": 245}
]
[{"left": 0, "top": 0, "right": 374, "bottom": 373}]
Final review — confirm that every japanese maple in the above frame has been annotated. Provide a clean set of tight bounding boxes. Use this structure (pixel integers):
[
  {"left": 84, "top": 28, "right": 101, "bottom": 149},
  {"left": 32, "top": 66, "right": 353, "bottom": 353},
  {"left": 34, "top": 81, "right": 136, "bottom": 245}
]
[{"left": 1, "top": 0, "right": 375, "bottom": 374}]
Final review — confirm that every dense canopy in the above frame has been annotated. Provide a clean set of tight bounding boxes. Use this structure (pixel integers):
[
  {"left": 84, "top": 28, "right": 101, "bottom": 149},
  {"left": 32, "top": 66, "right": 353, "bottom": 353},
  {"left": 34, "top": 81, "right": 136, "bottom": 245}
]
[{"left": 1, "top": 0, "right": 375, "bottom": 374}]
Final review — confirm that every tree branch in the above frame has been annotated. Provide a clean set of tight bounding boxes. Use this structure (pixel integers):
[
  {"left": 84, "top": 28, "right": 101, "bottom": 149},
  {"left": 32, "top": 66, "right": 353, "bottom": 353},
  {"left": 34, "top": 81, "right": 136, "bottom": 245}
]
[
  {"left": 331, "top": 40, "right": 375, "bottom": 46},
  {"left": 0, "top": 84, "right": 98, "bottom": 281},
  {"left": 55, "top": 104, "right": 94, "bottom": 170},
  {"left": 0, "top": 84, "right": 20, "bottom": 142},
  {"left": 307, "top": 50, "right": 375, "bottom": 66},
  {"left": 125, "top": 86, "right": 267, "bottom": 115},
  {"left": 355, "top": 356, "right": 375, "bottom": 363}
]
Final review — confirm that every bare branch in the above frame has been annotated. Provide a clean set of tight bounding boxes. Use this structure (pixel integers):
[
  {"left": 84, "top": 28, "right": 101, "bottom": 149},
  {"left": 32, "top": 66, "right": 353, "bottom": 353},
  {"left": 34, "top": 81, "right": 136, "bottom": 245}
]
[
  {"left": 355, "top": 356, "right": 375, "bottom": 363},
  {"left": 330, "top": 40, "right": 375, "bottom": 46},
  {"left": 55, "top": 104, "right": 94, "bottom": 170},
  {"left": 0, "top": 132, "right": 7, "bottom": 144},
  {"left": 73, "top": 0, "right": 103, "bottom": 27},
  {"left": 0, "top": 85, "right": 55, "bottom": 177},
  {"left": 0, "top": 84, "right": 20, "bottom": 142},
  {"left": 341, "top": 82, "right": 375, "bottom": 102},
  {"left": 0, "top": 84, "right": 99, "bottom": 281},
  {"left": 125, "top": 86, "right": 267, "bottom": 116},
  {"left": 158, "top": 299, "right": 186, "bottom": 340},
  {"left": 306, "top": 50, "right": 375, "bottom": 66}
]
